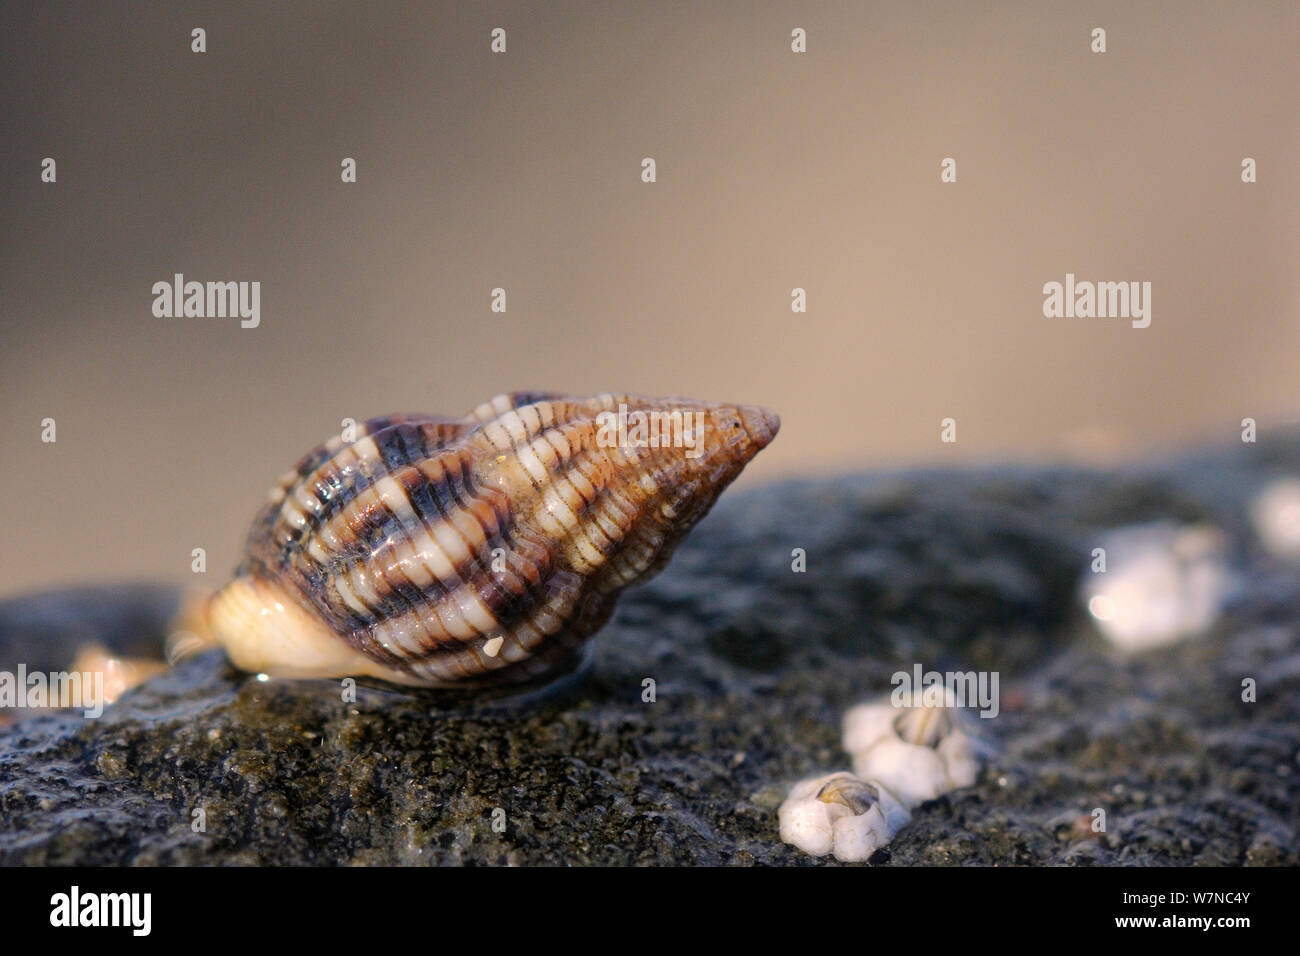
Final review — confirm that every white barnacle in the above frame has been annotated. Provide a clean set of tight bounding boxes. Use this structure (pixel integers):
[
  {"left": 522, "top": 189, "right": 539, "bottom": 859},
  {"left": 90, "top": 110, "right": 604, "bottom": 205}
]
[
  {"left": 1081, "top": 521, "right": 1231, "bottom": 651},
  {"left": 1250, "top": 478, "right": 1300, "bottom": 561},
  {"left": 842, "top": 689, "right": 982, "bottom": 807},
  {"left": 778, "top": 772, "right": 910, "bottom": 862}
]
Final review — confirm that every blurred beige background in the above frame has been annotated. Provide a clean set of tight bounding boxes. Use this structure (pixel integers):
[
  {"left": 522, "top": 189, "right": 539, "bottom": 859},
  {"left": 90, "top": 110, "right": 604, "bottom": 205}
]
[{"left": 2, "top": 0, "right": 1297, "bottom": 596}]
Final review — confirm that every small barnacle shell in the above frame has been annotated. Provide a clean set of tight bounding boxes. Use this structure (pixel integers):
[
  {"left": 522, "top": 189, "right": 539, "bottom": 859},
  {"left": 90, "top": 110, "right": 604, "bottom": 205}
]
[
  {"left": 778, "top": 772, "right": 911, "bottom": 862},
  {"left": 68, "top": 643, "right": 169, "bottom": 707},
  {"left": 843, "top": 689, "right": 982, "bottom": 807},
  {"left": 1081, "top": 521, "right": 1231, "bottom": 651},
  {"left": 1250, "top": 478, "right": 1300, "bottom": 560},
  {"left": 204, "top": 392, "right": 779, "bottom": 687}
]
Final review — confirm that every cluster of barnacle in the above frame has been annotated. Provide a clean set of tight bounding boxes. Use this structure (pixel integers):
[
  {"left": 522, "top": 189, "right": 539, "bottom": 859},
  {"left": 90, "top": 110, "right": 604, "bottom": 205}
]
[
  {"left": 779, "top": 476, "right": 1300, "bottom": 863},
  {"left": 778, "top": 689, "right": 984, "bottom": 862}
]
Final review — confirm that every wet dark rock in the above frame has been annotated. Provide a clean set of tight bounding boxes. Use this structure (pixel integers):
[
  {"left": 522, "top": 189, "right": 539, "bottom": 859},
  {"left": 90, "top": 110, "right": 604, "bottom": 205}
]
[{"left": 1, "top": 440, "right": 1298, "bottom": 865}]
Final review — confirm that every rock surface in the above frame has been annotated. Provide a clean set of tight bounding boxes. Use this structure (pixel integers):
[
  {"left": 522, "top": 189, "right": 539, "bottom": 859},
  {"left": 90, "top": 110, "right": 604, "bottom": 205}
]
[{"left": 2, "top": 440, "right": 1298, "bottom": 865}]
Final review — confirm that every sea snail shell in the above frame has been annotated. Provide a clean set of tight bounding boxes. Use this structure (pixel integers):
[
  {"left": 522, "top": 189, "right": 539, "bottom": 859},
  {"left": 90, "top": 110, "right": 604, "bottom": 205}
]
[{"left": 205, "top": 392, "right": 779, "bottom": 687}]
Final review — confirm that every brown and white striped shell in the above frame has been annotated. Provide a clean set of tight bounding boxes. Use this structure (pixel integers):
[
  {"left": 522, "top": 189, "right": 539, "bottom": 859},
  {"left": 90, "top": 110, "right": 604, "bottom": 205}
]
[{"left": 205, "top": 392, "right": 779, "bottom": 687}]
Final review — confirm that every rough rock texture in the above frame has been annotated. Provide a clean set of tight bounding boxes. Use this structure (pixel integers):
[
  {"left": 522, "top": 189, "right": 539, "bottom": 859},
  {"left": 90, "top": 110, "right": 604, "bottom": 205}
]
[{"left": 1, "top": 440, "right": 1298, "bottom": 865}]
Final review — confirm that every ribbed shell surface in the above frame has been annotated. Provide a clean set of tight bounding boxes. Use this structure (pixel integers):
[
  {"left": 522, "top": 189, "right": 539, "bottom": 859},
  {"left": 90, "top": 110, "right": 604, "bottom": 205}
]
[{"left": 232, "top": 391, "right": 778, "bottom": 685}]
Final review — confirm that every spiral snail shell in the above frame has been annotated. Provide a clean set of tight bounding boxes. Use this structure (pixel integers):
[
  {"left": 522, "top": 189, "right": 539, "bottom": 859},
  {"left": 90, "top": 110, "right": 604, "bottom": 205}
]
[{"left": 205, "top": 391, "right": 779, "bottom": 687}]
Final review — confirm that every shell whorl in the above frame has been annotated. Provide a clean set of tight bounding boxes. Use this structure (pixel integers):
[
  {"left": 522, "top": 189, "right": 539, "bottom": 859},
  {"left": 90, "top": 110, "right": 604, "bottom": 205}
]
[{"left": 207, "top": 392, "right": 779, "bottom": 687}]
